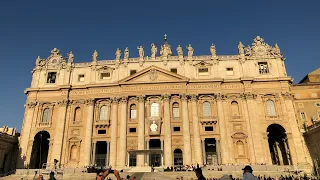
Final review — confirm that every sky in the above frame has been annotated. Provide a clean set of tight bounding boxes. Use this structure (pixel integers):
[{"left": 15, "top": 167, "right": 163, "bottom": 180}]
[{"left": 0, "top": 0, "right": 319, "bottom": 130}]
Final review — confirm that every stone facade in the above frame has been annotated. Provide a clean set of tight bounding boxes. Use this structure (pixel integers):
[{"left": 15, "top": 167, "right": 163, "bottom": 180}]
[
  {"left": 19, "top": 36, "right": 312, "bottom": 171},
  {"left": 0, "top": 126, "right": 19, "bottom": 175}
]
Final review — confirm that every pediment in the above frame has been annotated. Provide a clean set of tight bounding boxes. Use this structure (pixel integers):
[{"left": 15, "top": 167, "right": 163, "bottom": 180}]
[{"left": 118, "top": 65, "right": 189, "bottom": 85}]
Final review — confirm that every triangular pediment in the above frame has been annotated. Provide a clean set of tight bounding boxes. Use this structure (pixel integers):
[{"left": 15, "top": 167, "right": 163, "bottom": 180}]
[{"left": 118, "top": 65, "right": 189, "bottom": 85}]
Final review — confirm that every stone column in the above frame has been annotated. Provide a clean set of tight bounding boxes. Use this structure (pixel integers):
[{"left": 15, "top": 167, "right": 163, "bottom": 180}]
[
  {"left": 109, "top": 98, "right": 118, "bottom": 167},
  {"left": 216, "top": 140, "right": 222, "bottom": 165},
  {"left": 107, "top": 142, "right": 110, "bottom": 166},
  {"left": 18, "top": 101, "right": 37, "bottom": 168},
  {"left": 118, "top": 96, "right": 128, "bottom": 168},
  {"left": 52, "top": 100, "right": 68, "bottom": 165},
  {"left": 137, "top": 96, "right": 145, "bottom": 167},
  {"left": 92, "top": 142, "right": 97, "bottom": 166},
  {"left": 202, "top": 139, "right": 206, "bottom": 165},
  {"left": 216, "top": 94, "right": 228, "bottom": 164},
  {"left": 146, "top": 140, "right": 149, "bottom": 165},
  {"left": 161, "top": 140, "right": 164, "bottom": 166},
  {"left": 163, "top": 94, "right": 173, "bottom": 167},
  {"left": 262, "top": 133, "right": 272, "bottom": 165},
  {"left": 83, "top": 99, "right": 95, "bottom": 166},
  {"left": 190, "top": 94, "right": 203, "bottom": 165},
  {"left": 180, "top": 94, "right": 192, "bottom": 165},
  {"left": 282, "top": 93, "right": 308, "bottom": 166}
]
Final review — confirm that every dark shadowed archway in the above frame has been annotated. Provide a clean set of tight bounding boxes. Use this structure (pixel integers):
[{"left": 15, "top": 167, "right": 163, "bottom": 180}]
[
  {"left": 29, "top": 131, "right": 50, "bottom": 169},
  {"left": 173, "top": 149, "right": 183, "bottom": 166},
  {"left": 267, "top": 124, "right": 292, "bottom": 165}
]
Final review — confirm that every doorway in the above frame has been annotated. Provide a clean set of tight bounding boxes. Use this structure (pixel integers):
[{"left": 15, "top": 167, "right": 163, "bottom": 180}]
[
  {"left": 149, "top": 139, "right": 161, "bottom": 167},
  {"left": 95, "top": 141, "right": 108, "bottom": 167},
  {"left": 205, "top": 138, "right": 218, "bottom": 165},
  {"left": 174, "top": 149, "right": 183, "bottom": 167},
  {"left": 29, "top": 131, "right": 50, "bottom": 169}
]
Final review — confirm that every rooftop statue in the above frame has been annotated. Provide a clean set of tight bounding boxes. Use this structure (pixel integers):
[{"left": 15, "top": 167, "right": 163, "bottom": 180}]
[
  {"left": 68, "top": 51, "right": 74, "bottom": 63},
  {"left": 176, "top": 45, "right": 183, "bottom": 57},
  {"left": 124, "top": 47, "right": 129, "bottom": 59},
  {"left": 238, "top": 42, "right": 245, "bottom": 56},
  {"left": 210, "top": 43, "right": 216, "bottom": 57},
  {"left": 51, "top": 48, "right": 60, "bottom": 56},
  {"left": 151, "top": 43, "right": 157, "bottom": 59},
  {"left": 137, "top": 46, "right": 144, "bottom": 58},
  {"left": 92, "top": 50, "right": 98, "bottom": 62},
  {"left": 115, "top": 48, "right": 121, "bottom": 60},
  {"left": 186, "top": 44, "right": 194, "bottom": 58}
]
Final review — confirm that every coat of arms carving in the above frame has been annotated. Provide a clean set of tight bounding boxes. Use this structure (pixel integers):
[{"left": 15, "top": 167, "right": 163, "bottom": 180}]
[{"left": 149, "top": 69, "right": 158, "bottom": 81}]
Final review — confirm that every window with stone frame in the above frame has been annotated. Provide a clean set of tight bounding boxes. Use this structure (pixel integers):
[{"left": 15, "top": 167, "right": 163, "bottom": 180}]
[
  {"left": 42, "top": 108, "right": 50, "bottom": 122},
  {"left": 170, "top": 68, "right": 177, "bottom": 74},
  {"left": 130, "top": 70, "right": 137, "bottom": 76},
  {"left": 226, "top": 68, "right": 234, "bottom": 76},
  {"left": 258, "top": 62, "right": 269, "bottom": 74},
  {"left": 150, "top": 102, "right": 159, "bottom": 117},
  {"left": 202, "top": 101, "right": 211, "bottom": 117},
  {"left": 70, "top": 145, "right": 78, "bottom": 160},
  {"left": 130, "top": 104, "right": 137, "bottom": 119},
  {"left": 236, "top": 140, "right": 245, "bottom": 157},
  {"left": 231, "top": 101, "right": 240, "bottom": 117},
  {"left": 78, "top": 74, "right": 85, "bottom": 82},
  {"left": 198, "top": 67, "right": 209, "bottom": 76},
  {"left": 172, "top": 102, "right": 180, "bottom": 119},
  {"left": 266, "top": 100, "right": 277, "bottom": 117},
  {"left": 74, "top": 107, "right": 82, "bottom": 122},
  {"left": 99, "top": 105, "right": 108, "bottom": 120},
  {"left": 100, "top": 72, "right": 111, "bottom": 80},
  {"left": 47, "top": 72, "right": 57, "bottom": 83}
]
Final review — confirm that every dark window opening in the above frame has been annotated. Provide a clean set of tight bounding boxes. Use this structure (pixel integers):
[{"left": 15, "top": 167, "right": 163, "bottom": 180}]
[
  {"left": 98, "top": 130, "right": 106, "bottom": 134},
  {"left": 170, "top": 68, "right": 177, "bottom": 73},
  {"left": 100, "top": 73, "right": 111, "bottom": 79},
  {"left": 130, "top": 70, "right": 137, "bottom": 75},
  {"left": 129, "top": 128, "right": 136, "bottom": 133},
  {"left": 205, "top": 126, "right": 214, "bottom": 131},
  {"left": 173, "top": 127, "right": 180, "bottom": 132},
  {"left": 47, "top": 72, "right": 57, "bottom": 83}
]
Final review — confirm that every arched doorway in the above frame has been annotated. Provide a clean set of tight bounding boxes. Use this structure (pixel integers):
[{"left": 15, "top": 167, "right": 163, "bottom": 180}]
[
  {"left": 29, "top": 131, "right": 50, "bottom": 169},
  {"left": 173, "top": 149, "right": 183, "bottom": 167},
  {"left": 267, "top": 124, "right": 292, "bottom": 165}
]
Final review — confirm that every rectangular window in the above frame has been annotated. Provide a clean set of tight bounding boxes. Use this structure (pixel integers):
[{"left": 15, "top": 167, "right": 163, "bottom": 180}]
[
  {"left": 172, "top": 107, "right": 180, "bottom": 118},
  {"left": 98, "top": 130, "right": 106, "bottom": 134},
  {"left": 170, "top": 68, "right": 177, "bottom": 74},
  {"left": 130, "top": 70, "right": 137, "bottom": 75},
  {"left": 226, "top": 68, "right": 234, "bottom": 76},
  {"left": 129, "top": 128, "right": 136, "bottom": 133},
  {"left": 316, "top": 102, "right": 320, "bottom": 107},
  {"left": 198, "top": 68, "right": 209, "bottom": 76},
  {"left": 258, "top": 62, "right": 269, "bottom": 74},
  {"left": 100, "top": 72, "right": 111, "bottom": 80},
  {"left": 47, "top": 72, "right": 57, "bottom": 83},
  {"left": 173, "top": 127, "right": 180, "bottom": 132},
  {"left": 300, "top": 112, "right": 306, "bottom": 120},
  {"left": 78, "top": 74, "right": 85, "bottom": 82},
  {"left": 205, "top": 126, "right": 214, "bottom": 131}
]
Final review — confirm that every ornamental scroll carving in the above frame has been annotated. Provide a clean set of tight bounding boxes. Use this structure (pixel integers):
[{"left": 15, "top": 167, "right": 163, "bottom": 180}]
[
  {"left": 71, "top": 99, "right": 86, "bottom": 105},
  {"left": 244, "top": 36, "right": 283, "bottom": 59},
  {"left": 243, "top": 92, "right": 257, "bottom": 100},
  {"left": 85, "top": 99, "right": 95, "bottom": 106},
  {"left": 27, "top": 101, "right": 37, "bottom": 108},
  {"left": 58, "top": 100, "right": 69, "bottom": 107},
  {"left": 149, "top": 69, "right": 158, "bottom": 81},
  {"left": 216, "top": 93, "right": 227, "bottom": 101},
  {"left": 111, "top": 97, "right": 119, "bottom": 104},
  {"left": 120, "top": 96, "right": 128, "bottom": 103},
  {"left": 162, "top": 94, "right": 171, "bottom": 102},
  {"left": 180, "top": 94, "right": 188, "bottom": 101},
  {"left": 281, "top": 92, "right": 294, "bottom": 100},
  {"left": 138, "top": 96, "right": 145, "bottom": 102},
  {"left": 190, "top": 94, "right": 198, "bottom": 102}
]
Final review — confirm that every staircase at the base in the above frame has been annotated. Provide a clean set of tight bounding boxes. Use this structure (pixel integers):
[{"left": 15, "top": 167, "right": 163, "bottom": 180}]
[{"left": 127, "top": 166, "right": 151, "bottom": 172}]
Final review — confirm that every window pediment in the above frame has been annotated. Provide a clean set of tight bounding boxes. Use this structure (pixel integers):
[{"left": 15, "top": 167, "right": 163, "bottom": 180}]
[
  {"left": 231, "top": 132, "right": 248, "bottom": 139},
  {"left": 193, "top": 61, "right": 213, "bottom": 67}
]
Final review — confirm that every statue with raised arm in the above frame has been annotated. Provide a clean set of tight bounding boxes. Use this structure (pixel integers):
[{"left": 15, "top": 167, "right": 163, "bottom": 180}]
[
  {"left": 92, "top": 50, "right": 98, "bottom": 62},
  {"left": 151, "top": 43, "right": 157, "bottom": 59},
  {"left": 176, "top": 45, "right": 183, "bottom": 57},
  {"left": 124, "top": 47, "right": 129, "bottom": 59},
  {"left": 67, "top": 51, "right": 74, "bottom": 63},
  {"left": 238, "top": 42, "right": 245, "bottom": 56},
  {"left": 186, "top": 44, "right": 194, "bottom": 58},
  {"left": 137, "top": 46, "right": 144, "bottom": 58},
  {"left": 210, "top": 43, "right": 216, "bottom": 57},
  {"left": 115, "top": 48, "right": 121, "bottom": 60}
]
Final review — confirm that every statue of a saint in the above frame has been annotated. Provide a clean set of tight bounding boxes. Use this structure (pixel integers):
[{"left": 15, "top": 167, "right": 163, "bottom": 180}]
[
  {"left": 150, "top": 121, "right": 158, "bottom": 132},
  {"left": 186, "top": 44, "right": 194, "bottom": 58},
  {"left": 68, "top": 51, "right": 74, "bottom": 63},
  {"left": 124, "top": 47, "right": 129, "bottom": 59},
  {"left": 137, "top": 46, "right": 144, "bottom": 58},
  {"left": 274, "top": 43, "right": 281, "bottom": 55},
  {"left": 210, "top": 43, "right": 216, "bottom": 57},
  {"left": 92, "top": 50, "right": 98, "bottom": 62},
  {"left": 36, "top": 56, "right": 41, "bottom": 66},
  {"left": 238, "top": 42, "right": 245, "bottom": 56},
  {"left": 51, "top": 48, "right": 60, "bottom": 56},
  {"left": 176, "top": 45, "right": 183, "bottom": 57},
  {"left": 151, "top": 43, "right": 157, "bottom": 59},
  {"left": 115, "top": 48, "right": 121, "bottom": 60},
  {"left": 244, "top": 45, "right": 252, "bottom": 56}
]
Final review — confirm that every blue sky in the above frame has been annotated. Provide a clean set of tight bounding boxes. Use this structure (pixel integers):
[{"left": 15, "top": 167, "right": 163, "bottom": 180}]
[{"left": 0, "top": 0, "right": 319, "bottom": 130}]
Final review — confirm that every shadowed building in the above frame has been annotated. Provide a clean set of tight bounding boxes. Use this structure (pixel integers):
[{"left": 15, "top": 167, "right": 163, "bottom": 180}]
[{"left": 18, "top": 36, "right": 312, "bottom": 172}]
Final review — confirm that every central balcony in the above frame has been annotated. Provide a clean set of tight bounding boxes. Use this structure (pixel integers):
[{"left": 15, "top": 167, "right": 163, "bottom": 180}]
[{"left": 199, "top": 116, "right": 218, "bottom": 125}]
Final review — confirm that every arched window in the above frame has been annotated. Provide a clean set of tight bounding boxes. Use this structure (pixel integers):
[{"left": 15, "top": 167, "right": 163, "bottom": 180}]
[
  {"left": 99, "top": 105, "right": 108, "bottom": 120},
  {"left": 130, "top": 104, "right": 137, "bottom": 119},
  {"left": 42, "top": 108, "right": 50, "bottom": 122},
  {"left": 237, "top": 141, "right": 245, "bottom": 156},
  {"left": 150, "top": 103, "right": 159, "bottom": 117},
  {"left": 231, "top": 101, "right": 240, "bottom": 116},
  {"left": 70, "top": 145, "right": 78, "bottom": 160},
  {"left": 266, "top": 100, "right": 277, "bottom": 116},
  {"left": 172, "top": 102, "right": 180, "bottom": 119},
  {"left": 202, "top": 101, "right": 211, "bottom": 117},
  {"left": 74, "top": 107, "right": 82, "bottom": 121}
]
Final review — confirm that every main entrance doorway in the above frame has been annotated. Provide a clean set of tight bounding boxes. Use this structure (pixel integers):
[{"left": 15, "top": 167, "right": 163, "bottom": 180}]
[
  {"left": 29, "top": 131, "right": 50, "bottom": 169},
  {"left": 95, "top": 141, "right": 108, "bottom": 167},
  {"left": 149, "top": 139, "right": 161, "bottom": 167},
  {"left": 205, "top": 138, "right": 218, "bottom": 165},
  {"left": 174, "top": 149, "right": 183, "bottom": 167}
]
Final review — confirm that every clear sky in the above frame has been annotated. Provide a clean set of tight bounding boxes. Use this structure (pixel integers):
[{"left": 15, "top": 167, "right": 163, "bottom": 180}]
[{"left": 0, "top": 0, "right": 319, "bottom": 130}]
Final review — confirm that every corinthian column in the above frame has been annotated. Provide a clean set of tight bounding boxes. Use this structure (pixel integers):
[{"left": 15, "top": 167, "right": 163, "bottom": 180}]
[
  {"left": 109, "top": 97, "right": 119, "bottom": 167},
  {"left": 163, "top": 94, "right": 173, "bottom": 167},
  {"left": 52, "top": 100, "right": 69, "bottom": 164},
  {"left": 83, "top": 99, "right": 95, "bottom": 166},
  {"left": 216, "top": 94, "right": 228, "bottom": 164},
  {"left": 137, "top": 96, "right": 145, "bottom": 167},
  {"left": 181, "top": 94, "right": 192, "bottom": 165},
  {"left": 190, "top": 95, "right": 203, "bottom": 165},
  {"left": 117, "top": 96, "right": 128, "bottom": 168}
]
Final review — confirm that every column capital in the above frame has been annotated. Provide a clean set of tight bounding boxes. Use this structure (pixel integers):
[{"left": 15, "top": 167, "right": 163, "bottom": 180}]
[
  {"left": 138, "top": 95, "right": 145, "bottom": 102},
  {"left": 162, "top": 94, "right": 171, "bottom": 102},
  {"left": 26, "top": 101, "right": 37, "bottom": 108},
  {"left": 120, "top": 96, "right": 128, "bottom": 103},
  {"left": 243, "top": 92, "right": 257, "bottom": 100},
  {"left": 85, "top": 98, "right": 95, "bottom": 106},
  {"left": 180, "top": 94, "right": 188, "bottom": 101},
  {"left": 281, "top": 92, "right": 294, "bottom": 100},
  {"left": 189, "top": 94, "right": 198, "bottom": 102},
  {"left": 216, "top": 93, "right": 227, "bottom": 101},
  {"left": 111, "top": 97, "right": 119, "bottom": 104},
  {"left": 58, "top": 99, "right": 69, "bottom": 107}
]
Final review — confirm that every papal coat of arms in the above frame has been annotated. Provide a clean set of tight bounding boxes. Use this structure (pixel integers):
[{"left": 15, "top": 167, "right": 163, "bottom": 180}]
[{"left": 149, "top": 69, "right": 158, "bottom": 81}]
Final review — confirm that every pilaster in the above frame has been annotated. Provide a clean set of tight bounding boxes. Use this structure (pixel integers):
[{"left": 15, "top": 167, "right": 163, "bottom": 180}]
[
  {"left": 137, "top": 96, "right": 145, "bottom": 166},
  {"left": 117, "top": 96, "right": 128, "bottom": 168},
  {"left": 83, "top": 98, "right": 95, "bottom": 166},
  {"left": 180, "top": 94, "right": 192, "bottom": 165},
  {"left": 216, "top": 93, "right": 228, "bottom": 164},
  {"left": 190, "top": 94, "right": 203, "bottom": 165},
  {"left": 109, "top": 97, "right": 119, "bottom": 167},
  {"left": 163, "top": 94, "right": 173, "bottom": 167}
]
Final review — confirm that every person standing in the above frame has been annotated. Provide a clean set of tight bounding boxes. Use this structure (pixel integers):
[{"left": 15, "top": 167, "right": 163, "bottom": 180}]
[
  {"left": 242, "top": 165, "right": 258, "bottom": 180},
  {"left": 194, "top": 168, "right": 206, "bottom": 180}
]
